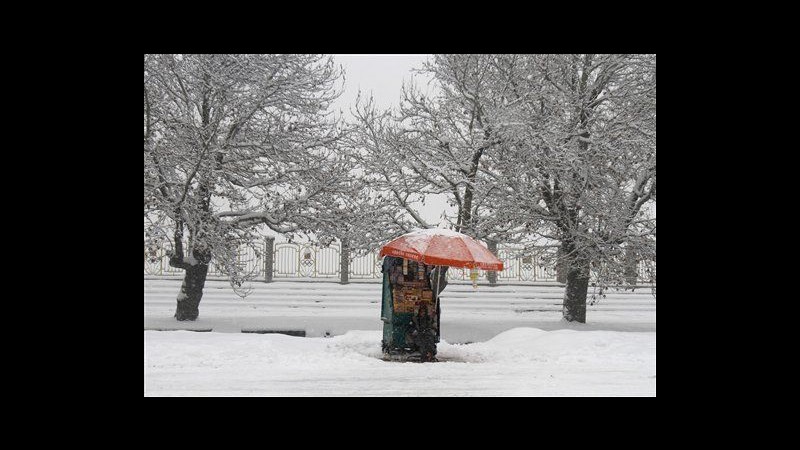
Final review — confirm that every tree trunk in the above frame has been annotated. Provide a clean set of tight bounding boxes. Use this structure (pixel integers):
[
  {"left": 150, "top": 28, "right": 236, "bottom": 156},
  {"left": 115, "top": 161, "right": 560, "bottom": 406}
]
[
  {"left": 556, "top": 243, "right": 568, "bottom": 284},
  {"left": 174, "top": 263, "right": 210, "bottom": 321},
  {"left": 562, "top": 242, "right": 590, "bottom": 323},
  {"left": 461, "top": 185, "right": 473, "bottom": 232}
]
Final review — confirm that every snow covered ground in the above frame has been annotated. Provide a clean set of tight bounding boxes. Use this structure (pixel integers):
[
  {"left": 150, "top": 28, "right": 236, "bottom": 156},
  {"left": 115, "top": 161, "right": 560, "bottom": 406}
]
[{"left": 144, "top": 279, "right": 656, "bottom": 396}]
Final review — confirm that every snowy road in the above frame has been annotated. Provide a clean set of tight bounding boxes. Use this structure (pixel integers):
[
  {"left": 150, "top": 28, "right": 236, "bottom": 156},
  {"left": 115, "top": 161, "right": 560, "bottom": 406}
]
[{"left": 145, "top": 279, "right": 656, "bottom": 396}]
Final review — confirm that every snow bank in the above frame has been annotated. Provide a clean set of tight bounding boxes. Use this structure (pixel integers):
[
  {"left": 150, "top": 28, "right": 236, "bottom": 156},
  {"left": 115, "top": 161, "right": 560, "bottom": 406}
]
[
  {"left": 439, "top": 327, "right": 655, "bottom": 366},
  {"left": 145, "top": 327, "right": 656, "bottom": 396}
]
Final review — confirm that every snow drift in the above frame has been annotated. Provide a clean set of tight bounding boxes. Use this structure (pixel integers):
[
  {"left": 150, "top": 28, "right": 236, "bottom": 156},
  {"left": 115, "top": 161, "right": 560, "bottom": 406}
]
[{"left": 145, "top": 327, "right": 655, "bottom": 396}]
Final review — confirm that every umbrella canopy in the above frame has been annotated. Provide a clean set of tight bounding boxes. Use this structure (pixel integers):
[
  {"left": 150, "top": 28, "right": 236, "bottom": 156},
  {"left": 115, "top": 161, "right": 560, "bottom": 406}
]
[{"left": 379, "top": 228, "right": 504, "bottom": 271}]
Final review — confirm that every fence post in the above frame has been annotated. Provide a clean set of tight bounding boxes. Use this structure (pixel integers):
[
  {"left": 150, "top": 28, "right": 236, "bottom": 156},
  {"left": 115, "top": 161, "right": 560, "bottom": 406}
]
[
  {"left": 264, "top": 236, "right": 275, "bottom": 283},
  {"left": 340, "top": 238, "right": 350, "bottom": 284},
  {"left": 487, "top": 240, "right": 498, "bottom": 286},
  {"left": 624, "top": 247, "right": 638, "bottom": 287}
]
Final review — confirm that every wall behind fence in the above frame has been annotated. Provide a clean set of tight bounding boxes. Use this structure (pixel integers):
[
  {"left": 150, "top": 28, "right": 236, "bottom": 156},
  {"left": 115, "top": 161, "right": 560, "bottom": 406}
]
[{"left": 144, "top": 238, "right": 654, "bottom": 284}]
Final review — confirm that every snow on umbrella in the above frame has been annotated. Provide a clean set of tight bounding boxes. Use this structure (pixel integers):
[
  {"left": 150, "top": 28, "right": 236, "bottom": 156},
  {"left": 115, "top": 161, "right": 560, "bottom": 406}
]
[{"left": 379, "top": 228, "right": 504, "bottom": 271}]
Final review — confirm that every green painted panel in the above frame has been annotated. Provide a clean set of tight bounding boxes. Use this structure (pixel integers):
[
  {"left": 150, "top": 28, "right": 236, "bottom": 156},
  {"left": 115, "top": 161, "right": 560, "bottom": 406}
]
[{"left": 381, "top": 272, "right": 393, "bottom": 344}]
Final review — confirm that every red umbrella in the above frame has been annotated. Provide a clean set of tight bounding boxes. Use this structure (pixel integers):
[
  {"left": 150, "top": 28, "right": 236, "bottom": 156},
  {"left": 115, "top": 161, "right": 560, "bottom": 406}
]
[{"left": 379, "top": 228, "right": 504, "bottom": 271}]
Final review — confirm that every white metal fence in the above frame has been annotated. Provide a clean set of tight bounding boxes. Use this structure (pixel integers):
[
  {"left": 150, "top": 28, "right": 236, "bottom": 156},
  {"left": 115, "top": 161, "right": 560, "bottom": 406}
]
[{"left": 145, "top": 238, "right": 654, "bottom": 284}]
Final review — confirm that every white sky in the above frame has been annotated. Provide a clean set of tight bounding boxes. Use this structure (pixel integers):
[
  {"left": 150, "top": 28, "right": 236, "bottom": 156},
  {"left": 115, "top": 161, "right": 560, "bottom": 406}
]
[
  {"left": 330, "top": 54, "right": 433, "bottom": 114},
  {"left": 330, "top": 54, "right": 449, "bottom": 227}
]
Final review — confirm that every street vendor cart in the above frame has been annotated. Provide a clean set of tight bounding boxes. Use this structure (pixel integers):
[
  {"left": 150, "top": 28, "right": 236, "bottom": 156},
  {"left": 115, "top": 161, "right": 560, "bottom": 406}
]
[{"left": 378, "top": 228, "right": 504, "bottom": 362}]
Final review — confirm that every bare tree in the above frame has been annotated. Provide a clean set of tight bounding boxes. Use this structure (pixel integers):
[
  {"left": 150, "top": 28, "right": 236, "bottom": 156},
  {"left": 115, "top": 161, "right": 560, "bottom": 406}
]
[
  {"left": 350, "top": 54, "right": 655, "bottom": 322},
  {"left": 144, "top": 54, "right": 348, "bottom": 320},
  {"left": 350, "top": 55, "right": 520, "bottom": 244},
  {"left": 484, "top": 54, "right": 656, "bottom": 322},
  {"left": 349, "top": 55, "right": 566, "bottom": 291},
  {"left": 306, "top": 163, "right": 409, "bottom": 283},
  {"left": 348, "top": 93, "right": 433, "bottom": 233}
]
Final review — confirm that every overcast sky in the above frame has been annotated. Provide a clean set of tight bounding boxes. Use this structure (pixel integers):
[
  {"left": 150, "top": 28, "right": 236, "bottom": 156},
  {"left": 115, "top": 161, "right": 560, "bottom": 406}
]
[{"left": 330, "top": 54, "right": 433, "bottom": 114}]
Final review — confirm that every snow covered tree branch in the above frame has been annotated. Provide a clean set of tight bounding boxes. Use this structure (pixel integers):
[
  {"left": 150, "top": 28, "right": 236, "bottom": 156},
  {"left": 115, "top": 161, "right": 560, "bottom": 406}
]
[{"left": 144, "top": 54, "right": 350, "bottom": 320}]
